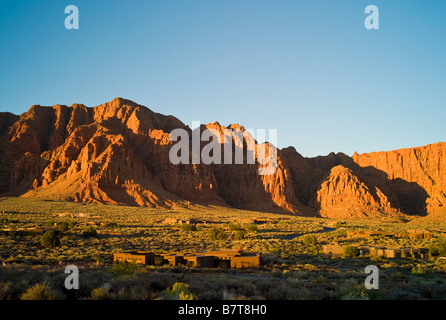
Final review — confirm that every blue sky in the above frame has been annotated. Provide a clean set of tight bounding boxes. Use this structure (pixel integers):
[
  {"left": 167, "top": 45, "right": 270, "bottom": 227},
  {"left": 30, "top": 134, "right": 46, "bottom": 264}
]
[{"left": 0, "top": 0, "right": 445, "bottom": 157}]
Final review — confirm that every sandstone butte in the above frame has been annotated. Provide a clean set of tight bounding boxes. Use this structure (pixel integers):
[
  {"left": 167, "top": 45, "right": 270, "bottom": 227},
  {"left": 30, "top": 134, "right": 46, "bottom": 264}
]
[{"left": 0, "top": 97, "right": 444, "bottom": 220}]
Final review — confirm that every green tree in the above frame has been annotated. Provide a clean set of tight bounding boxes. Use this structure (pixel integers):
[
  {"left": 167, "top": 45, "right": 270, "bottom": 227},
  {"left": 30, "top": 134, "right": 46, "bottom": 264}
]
[{"left": 40, "top": 230, "right": 60, "bottom": 248}]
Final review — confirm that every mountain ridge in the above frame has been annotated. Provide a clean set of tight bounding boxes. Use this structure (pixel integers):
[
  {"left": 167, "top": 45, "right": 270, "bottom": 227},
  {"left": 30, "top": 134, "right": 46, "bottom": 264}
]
[{"left": 0, "top": 98, "right": 444, "bottom": 219}]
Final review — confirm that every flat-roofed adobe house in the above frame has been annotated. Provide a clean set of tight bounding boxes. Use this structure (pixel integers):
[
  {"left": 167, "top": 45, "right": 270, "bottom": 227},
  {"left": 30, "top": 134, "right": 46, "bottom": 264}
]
[
  {"left": 113, "top": 251, "right": 155, "bottom": 265},
  {"left": 162, "top": 254, "right": 187, "bottom": 266},
  {"left": 322, "top": 244, "right": 427, "bottom": 259},
  {"left": 230, "top": 253, "right": 261, "bottom": 268},
  {"left": 203, "top": 249, "right": 262, "bottom": 268},
  {"left": 113, "top": 249, "right": 262, "bottom": 268},
  {"left": 161, "top": 218, "right": 201, "bottom": 225},
  {"left": 407, "top": 229, "right": 432, "bottom": 240},
  {"left": 182, "top": 254, "right": 216, "bottom": 268}
]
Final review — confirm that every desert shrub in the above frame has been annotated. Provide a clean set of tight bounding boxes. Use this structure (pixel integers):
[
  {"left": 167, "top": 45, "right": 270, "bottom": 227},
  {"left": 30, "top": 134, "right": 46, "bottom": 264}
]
[
  {"left": 46, "top": 219, "right": 55, "bottom": 227},
  {"left": 21, "top": 283, "right": 57, "bottom": 300},
  {"left": 181, "top": 224, "right": 196, "bottom": 232},
  {"left": 109, "top": 261, "right": 138, "bottom": 277},
  {"left": 8, "top": 225, "right": 18, "bottom": 237},
  {"left": 207, "top": 227, "right": 225, "bottom": 240},
  {"left": 262, "top": 281, "right": 304, "bottom": 299},
  {"left": 420, "top": 285, "right": 432, "bottom": 299},
  {"left": 429, "top": 238, "right": 446, "bottom": 257},
  {"left": 234, "top": 230, "right": 245, "bottom": 240},
  {"left": 57, "top": 221, "right": 70, "bottom": 232},
  {"left": 40, "top": 230, "right": 60, "bottom": 248},
  {"left": 429, "top": 245, "right": 440, "bottom": 257},
  {"left": 103, "top": 221, "right": 118, "bottom": 229},
  {"left": 0, "top": 282, "right": 18, "bottom": 300},
  {"left": 247, "top": 224, "right": 258, "bottom": 232},
  {"left": 341, "top": 289, "right": 369, "bottom": 300},
  {"left": 412, "top": 264, "right": 425, "bottom": 275},
  {"left": 302, "top": 234, "right": 318, "bottom": 245},
  {"left": 336, "top": 229, "right": 347, "bottom": 237},
  {"left": 89, "top": 286, "right": 110, "bottom": 300},
  {"left": 434, "top": 257, "right": 446, "bottom": 272},
  {"left": 302, "top": 263, "right": 319, "bottom": 271},
  {"left": 228, "top": 222, "right": 242, "bottom": 231},
  {"left": 344, "top": 246, "right": 359, "bottom": 257},
  {"left": 68, "top": 220, "right": 78, "bottom": 228},
  {"left": 82, "top": 226, "right": 97, "bottom": 237},
  {"left": 165, "top": 282, "right": 196, "bottom": 300},
  {"left": 335, "top": 222, "right": 344, "bottom": 229}
]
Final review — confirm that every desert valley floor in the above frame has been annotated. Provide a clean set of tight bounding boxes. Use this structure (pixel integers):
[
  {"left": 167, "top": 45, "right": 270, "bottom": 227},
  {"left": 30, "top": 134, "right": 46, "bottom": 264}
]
[{"left": 0, "top": 197, "right": 445, "bottom": 300}]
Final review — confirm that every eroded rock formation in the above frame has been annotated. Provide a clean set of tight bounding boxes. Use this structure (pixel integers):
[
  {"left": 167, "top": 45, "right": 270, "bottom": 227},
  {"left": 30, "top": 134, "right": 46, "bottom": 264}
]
[{"left": 0, "top": 98, "right": 444, "bottom": 219}]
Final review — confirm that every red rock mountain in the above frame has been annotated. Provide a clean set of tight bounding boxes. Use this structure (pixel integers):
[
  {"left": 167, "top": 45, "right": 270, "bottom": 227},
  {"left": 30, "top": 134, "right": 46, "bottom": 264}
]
[{"left": 0, "top": 98, "right": 444, "bottom": 219}]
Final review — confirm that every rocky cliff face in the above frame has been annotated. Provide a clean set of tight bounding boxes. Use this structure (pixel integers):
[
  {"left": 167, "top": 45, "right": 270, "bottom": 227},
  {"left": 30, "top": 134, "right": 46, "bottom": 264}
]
[
  {"left": 0, "top": 98, "right": 299, "bottom": 213},
  {"left": 280, "top": 144, "right": 445, "bottom": 219},
  {"left": 312, "top": 165, "right": 398, "bottom": 219},
  {"left": 0, "top": 98, "right": 444, "bottom": 219},
  {"left": 352, "top": 143, "right": 446, "bottom": 214},
  {"left": 201, "top": 122, "right": 302, "bottom": 213}
]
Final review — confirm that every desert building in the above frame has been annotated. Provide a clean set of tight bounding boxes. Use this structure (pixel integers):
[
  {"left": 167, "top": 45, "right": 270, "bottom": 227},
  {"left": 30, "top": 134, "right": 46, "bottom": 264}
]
[
  {"left": 161, "top": 218, "right": 202, "bottom": 225},
  {"left": 230, "top": 254, "right": 261, "bottom": 268},
  {"left": 162, "top": 254, "right": 186, "bottom": 266},
  {"left": 113, "top": 251, "right": 155, "bottom": 265},
  {"left": 113, "top": 249, "right": 262, "bottom": 268},
  {"left": 322, "top": 244, "right": 427, "bottom": 259},
  {"left": 406, "top": 229, "right": 432, "bottom": 240},
  {"left": 182, "top": 254, "right": 216, "bottom": 268},
  {"left": 323, "top": 244, "right": 350, "bottom": 255}
]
